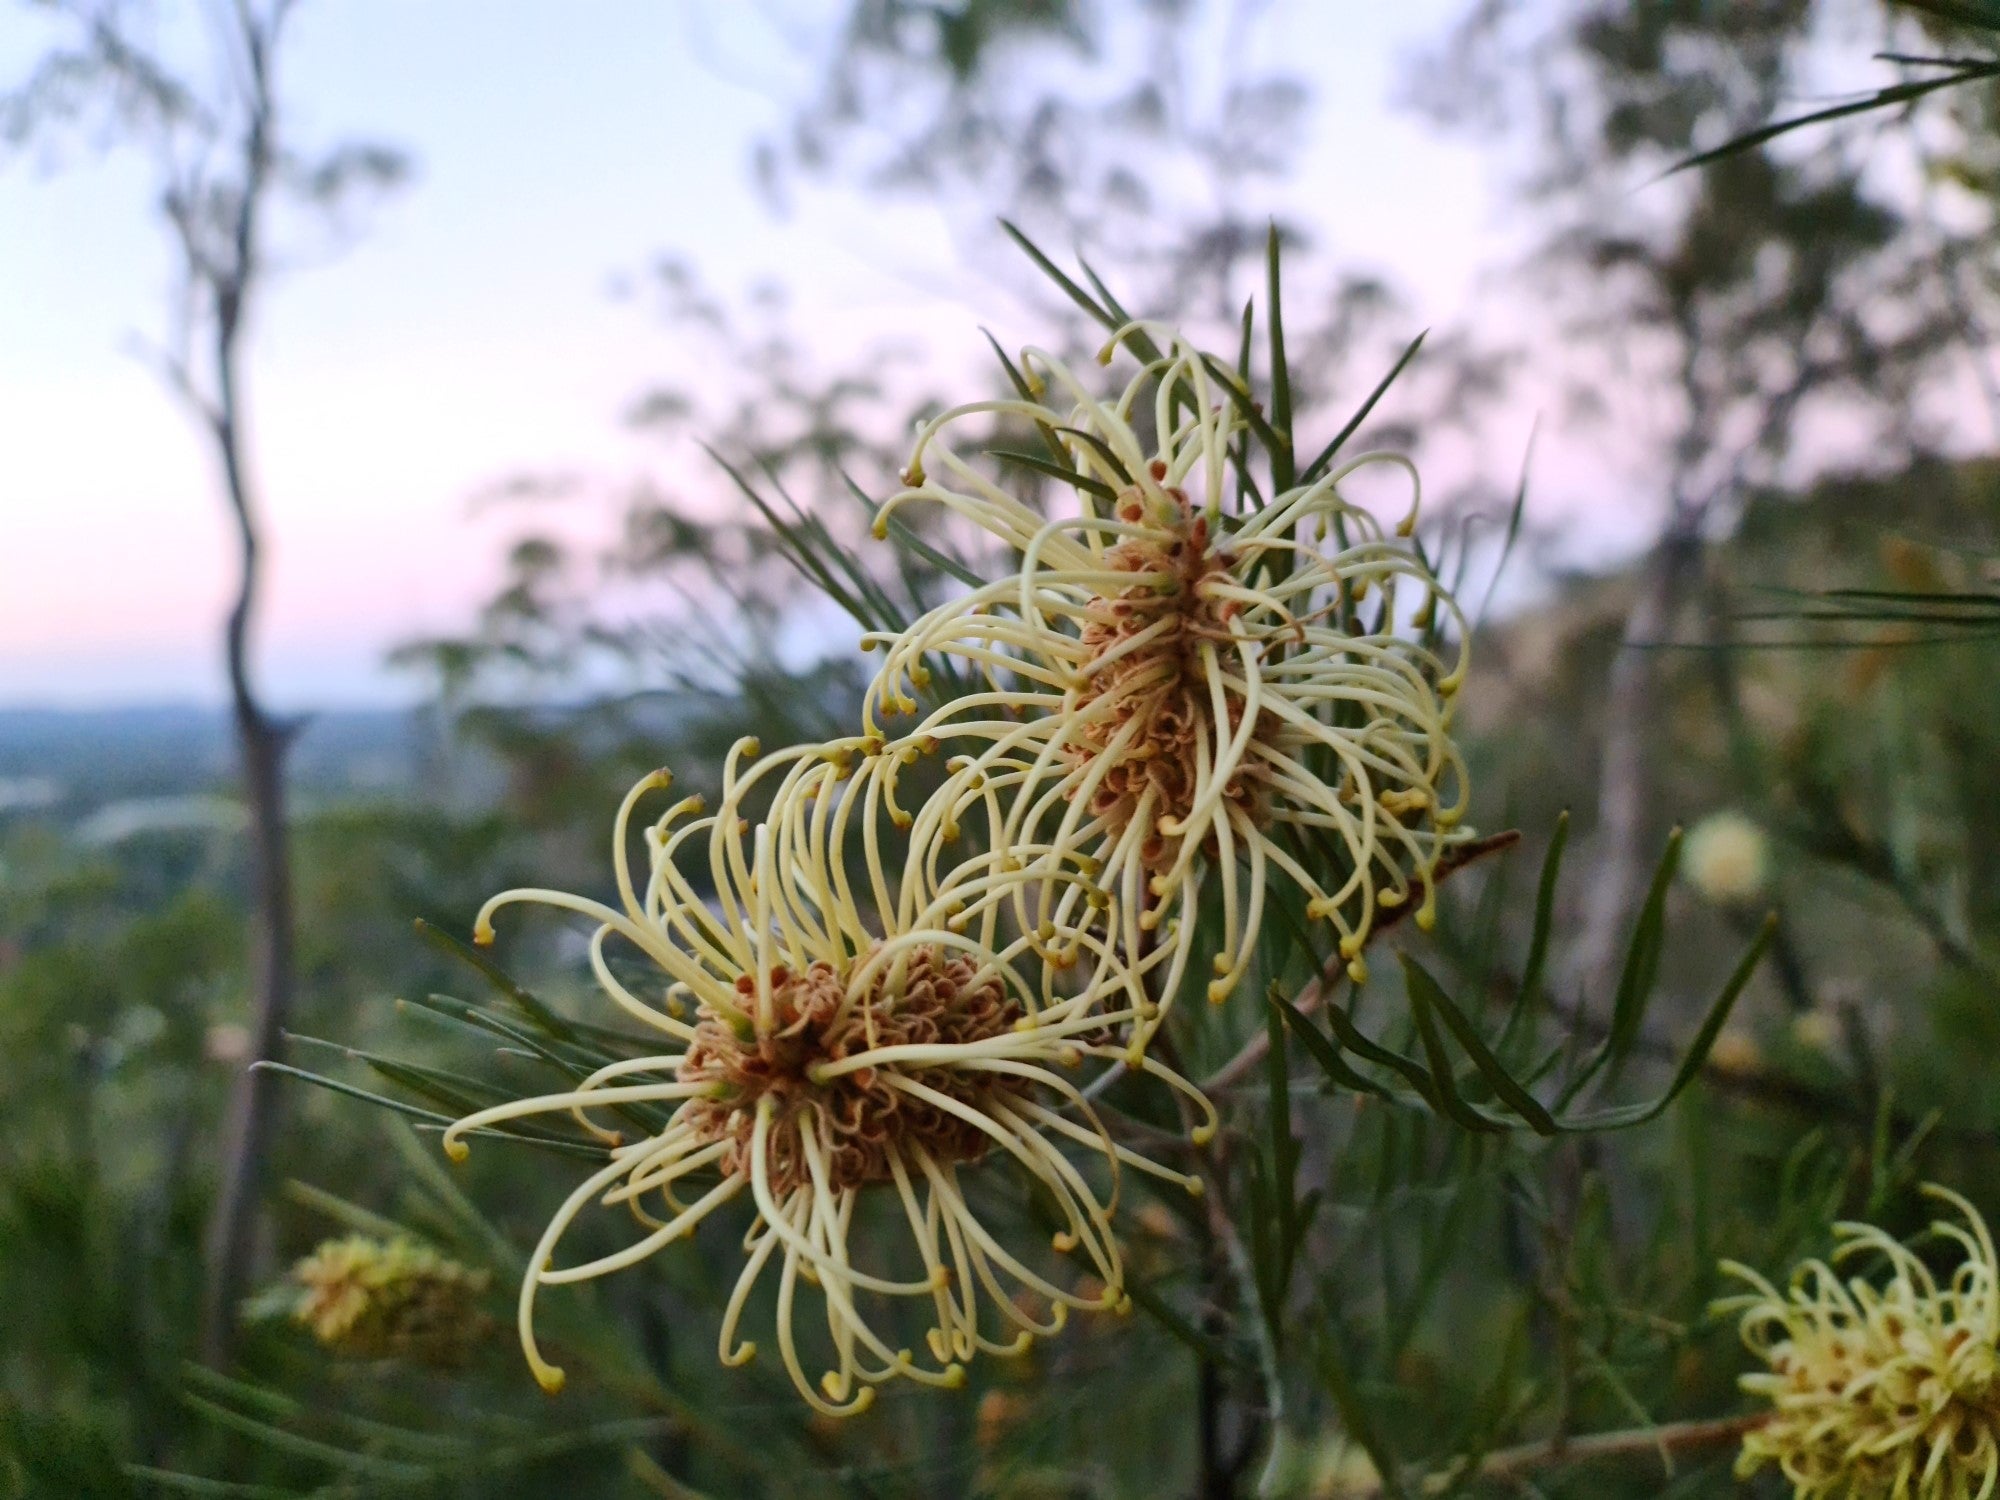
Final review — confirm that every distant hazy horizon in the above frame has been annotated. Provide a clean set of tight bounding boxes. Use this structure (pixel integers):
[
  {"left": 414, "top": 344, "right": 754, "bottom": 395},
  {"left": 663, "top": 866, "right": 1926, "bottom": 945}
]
[{"left": 0, "top": 1, "right": 1535, "bottom": 709}]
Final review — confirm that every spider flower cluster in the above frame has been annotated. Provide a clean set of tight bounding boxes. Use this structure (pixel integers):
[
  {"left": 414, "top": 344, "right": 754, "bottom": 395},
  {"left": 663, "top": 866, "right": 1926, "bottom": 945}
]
[
  {"left": 450, "top": 740, "right": 1210, "bottom": 1413},
  {"left": 863, "top": 328, "right": 1470, "bottom": 1053},
  {"left": 444, "top": 320, "right": 1471, "bottom": 1414},
  {"left": 1720, "top": 1187, "right": 2000, "bottom": 1499}
]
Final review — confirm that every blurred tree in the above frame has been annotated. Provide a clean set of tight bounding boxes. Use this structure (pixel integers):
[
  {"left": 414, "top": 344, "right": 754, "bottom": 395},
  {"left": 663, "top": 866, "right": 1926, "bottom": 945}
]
[
  {"left": 2, "top": 0, "right": 407, "bottom": 1361},
  {"left": 412, "top": 1, "right": 1518, "bottom": 796},
  {"left": 1412, "top": 0, "right": 1989, "bottom": 1000}
]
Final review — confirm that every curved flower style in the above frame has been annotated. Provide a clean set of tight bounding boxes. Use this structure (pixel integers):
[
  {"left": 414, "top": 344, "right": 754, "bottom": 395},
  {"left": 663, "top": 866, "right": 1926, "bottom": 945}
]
[
  {"left": 446, "top": 739, "right": 1212, "bottom": 1416},
  {"left": 862, "top": 328, "right": 1471, "bottom": 1049},
  {"left": 1719, "top": 1186, "right": 2000, "bottom": 1499}
]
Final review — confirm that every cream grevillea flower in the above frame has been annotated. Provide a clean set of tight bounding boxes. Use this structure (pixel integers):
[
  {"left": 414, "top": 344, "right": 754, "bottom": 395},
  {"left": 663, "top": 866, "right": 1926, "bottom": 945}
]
[
  {"left": 1719, "top": 1186, "right": 2000, "bottom": 1499},
  {"left": 445, "top": 738, "right": 1212, "bottom": 1416},
  {"left": 860, "top": 327, "right": 1471, "bottom": 1051}
]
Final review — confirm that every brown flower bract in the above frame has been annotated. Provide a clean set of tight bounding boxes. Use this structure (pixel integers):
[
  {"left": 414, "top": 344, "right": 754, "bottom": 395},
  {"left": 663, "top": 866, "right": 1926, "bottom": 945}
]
[
  {"left": 1065, "top": 483, "right": 1271, "bottom": 872},
  {"left": 676, "top": 946, "right": 1028, "bottom": 1195}
]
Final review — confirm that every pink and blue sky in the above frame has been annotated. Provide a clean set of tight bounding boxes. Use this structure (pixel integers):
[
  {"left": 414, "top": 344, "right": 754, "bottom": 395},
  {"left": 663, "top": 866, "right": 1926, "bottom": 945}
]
[{"left": 1, "top": 1, "right": 1530, "bottom": 707}]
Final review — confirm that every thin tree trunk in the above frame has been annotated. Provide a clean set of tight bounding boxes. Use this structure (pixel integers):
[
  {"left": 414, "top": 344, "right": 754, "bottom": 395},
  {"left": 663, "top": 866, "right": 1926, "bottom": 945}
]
[
  {"left": 199, "top": 310, "right": 297, "bottom": 1365},
  {"left": 202, "top": 709, "right": 294, "bottom": 1362},
  {"left": 1570, "top": 524, "right": 1702, "bottom": 1005}
]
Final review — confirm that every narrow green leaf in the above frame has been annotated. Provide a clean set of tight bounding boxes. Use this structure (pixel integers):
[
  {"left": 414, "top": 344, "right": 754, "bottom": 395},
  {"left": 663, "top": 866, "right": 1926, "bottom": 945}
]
[
  {"left": 1000, "top": 219, "right": 1117, "bottom": 331},
  {"left": 702, "top": 443, "right": 854, "bottom": 617},
  {"left": 1404, "top": 957, "right": 1558, "bottom": 1134},
  {"left": 1266, "top": 222, "right": 1295, "bottom": 492},
  {"left": 1402, "top": 981, "right": 1512, "bottom": 1135},
  {"left": 281, "top": 1180, "right": 417, "bottom": 1242},
  {"left": 1076, "top": 253, "right": 1163, "bottom": 365},
  {"left": 1893, "top": 0, "right": 2000, "bottom": 29},
  {"left": 1501, "top": 810, "right": 1568, "bottom": 1055},
  {"left": 980, "top": 325, "right": 1036, "bottom": 403},
  {"left": 179, "top": 1394, "right": 427, "bottom": 1480},
  {"left": 125, "top": 1468, "right": 298, "bottom": 1499},
  {"left": 1669, "top": 63, "right": 2000, "bottom": 173},
  {"left": 879, "top": 511, "right": 984, "bottom": 592},
  {"left": 1198, "top": 354, "right": 1287, "bottom": 463},
  {"left": 1269, "top": 988, "right": 1391, "bottom": 1099},
  {"left": 1264, "top": 998, "right": 1302, "bottom": 1320},
  {"left": 1298, "top": 331, "right": 1427, "bottom": 486},
  {"left": 1318, "top": 989, "right": 1451, "bottom": 1107},
  {"left": 1052, "top": 424, "right": 1137, "bottom": 489},
  {"left": 415, "top": 917, "right": 578, "bottom": 1041},
  {"left": 987, "top": 446, "right": 1118, "bottom": 500},
  {"left": 1478, "top": 416, "right": 1537, "bottom": 622},
  {"left": 1557, "top": 915, "right": 1774, "bottom": 1130},
  {"left": 1606, "top": 830, "right": 1683, "bottom": 1064},
  {"left": 252, "top": 1062, "right": 605, "bottom": 1159},
  {"left": 1232, "top": 297, "right": 1268, "bottom": 516}
]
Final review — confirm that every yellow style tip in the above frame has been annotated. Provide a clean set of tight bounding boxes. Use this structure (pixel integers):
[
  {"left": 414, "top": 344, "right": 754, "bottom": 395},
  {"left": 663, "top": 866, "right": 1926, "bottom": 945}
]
[
  {"left": 942, "top": 1363, "right": 967, "bottom": 1389},
  {"left": 472, "top": 923, "right": 496, "bottom": 947},
  {"left": 534, "top": 1365, "right": 567, "bottom": 1395}
]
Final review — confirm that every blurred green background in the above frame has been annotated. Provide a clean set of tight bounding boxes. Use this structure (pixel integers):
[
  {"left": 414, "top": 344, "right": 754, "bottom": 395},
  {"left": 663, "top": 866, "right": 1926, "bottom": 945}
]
[{"left": 5, "top": 1, "right": 2000, "bottom": 1495}]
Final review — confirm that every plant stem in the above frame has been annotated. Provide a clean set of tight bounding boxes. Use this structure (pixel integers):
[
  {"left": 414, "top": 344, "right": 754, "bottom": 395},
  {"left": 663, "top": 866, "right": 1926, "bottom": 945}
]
[{"left": 1354, "top": 1413, "right": 1763, "bottom": 1497}]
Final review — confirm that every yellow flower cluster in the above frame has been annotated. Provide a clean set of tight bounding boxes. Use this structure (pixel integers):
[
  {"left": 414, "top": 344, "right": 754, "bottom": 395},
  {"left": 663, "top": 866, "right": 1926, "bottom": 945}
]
[
  {"left": 1722, "top": 1186, "right": 2000, "bottom": 1500},
  {"left": 288, "top": 1235, "right": 492, "bottom": 1366},
  {"left": 447, "top": 322, "right": 1469, "bottom": 1412},
  {"left": 866, "top": 327, "right": 1471, "bottom": 1054}
]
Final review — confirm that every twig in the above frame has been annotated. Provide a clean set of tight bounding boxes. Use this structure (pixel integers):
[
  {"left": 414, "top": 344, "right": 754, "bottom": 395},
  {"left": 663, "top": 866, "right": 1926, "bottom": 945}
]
[
  {"left": 1206, "top": 973, "right": 1334, "bottom": 1093},
  {"left": 1356, "top": 1413, "right": 1763, "bottom": 1497}
]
